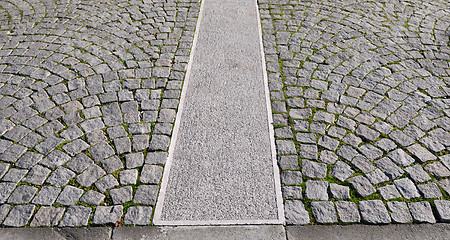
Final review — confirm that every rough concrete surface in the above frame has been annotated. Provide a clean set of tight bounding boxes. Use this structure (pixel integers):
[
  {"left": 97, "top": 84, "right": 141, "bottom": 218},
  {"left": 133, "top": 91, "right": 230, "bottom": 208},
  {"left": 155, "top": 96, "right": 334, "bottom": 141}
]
[{"left": 155, "top": 0, "right": 281, "bottom": 224}]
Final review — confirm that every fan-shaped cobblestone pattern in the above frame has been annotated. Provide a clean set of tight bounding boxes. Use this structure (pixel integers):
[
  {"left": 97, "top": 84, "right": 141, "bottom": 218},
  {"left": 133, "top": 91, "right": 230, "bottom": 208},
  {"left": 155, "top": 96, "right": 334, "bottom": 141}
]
[
  {"left": 0, "top": 0, "right": 200, "bottom": 227},
  {"left": 259, "top": 0, "right": 450, "bottom": 224}
]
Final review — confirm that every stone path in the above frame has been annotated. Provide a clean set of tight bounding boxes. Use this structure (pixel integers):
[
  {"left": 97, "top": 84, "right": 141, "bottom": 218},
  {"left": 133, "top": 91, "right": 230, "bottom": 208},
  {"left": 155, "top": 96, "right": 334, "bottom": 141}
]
[
  {"left": 259, "top": 0, "right": 450, "bottom": 224},
  {"left": 153, "top": 0, "right": 282, "bottom": 225},
  {"left": 0, "top": 0, "right": 200, "bottom": 227},
  {"left": 0, "top": 0, "right": 449, "bottom": 228}
]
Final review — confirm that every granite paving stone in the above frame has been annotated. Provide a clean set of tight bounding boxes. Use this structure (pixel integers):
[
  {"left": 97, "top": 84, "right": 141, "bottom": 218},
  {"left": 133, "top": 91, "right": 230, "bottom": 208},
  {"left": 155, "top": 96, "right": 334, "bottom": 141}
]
[
  {"left": 311, "top": 201, "right": 337, "bottom": 224},
  {"left": 2, "top": 168, "right": 28, "bottom": 183},
  {"left": 56, "top": 186, "right": 84, "bottom": 206},
  {"left": 80, "top": 190, "right": 105, "bottom": 206},
  {"left": 32, "top": 186, "right": 61, "bottom": 206},
  {"left": 378, "top": 184, "right": 402, "bottom": 200},
  {"left": 281, "top": 186, "right": 303, "bottom": 199},
  {"left": 278, "top": 155, "right": 300, "bottom": 170},
  {"left": 45, "top": 167, "right": 75, "bottom": 187},
  {"left": 387, "top": 201, "right": 413, "bottom": 223},
  {"left": 408, "top": 202, "right": 436, "bottom": 223},
  {"left": 7, "top": 185, "right": 37, "bottom": 204},
  {"left": 29, "top": 207, "right": 65, "bottom": 227},
  {"left": 145, "top": 152, "right": 168, "bottom": 165},
  {"left": 119, "top": 169, "right": 138, "bottom": 185},
  {"left": 0, "top": 204, "right": 10, "bottom": 224},
  {"left": 110, "top": 186, "right": 133, "bottom": 204},
  {"left": 417, "top": 183, "right": 443, "bottom": 199},
  {"left": 124, "top": 206, "right": 153, "bottom": 225},
  {"left": 20, "top": 165, "right": 50, "bottom": 185},
  {"left": 405, "top": 165, "right": 432, "bottom": 183},
  {"left": 0, "top": 163, "right": 9, "bottom": 179},
  {"left": 59, "top": 206, "right": 91, "bottom": 227},
  {"left": 0, "top": 0, "right": 449, "bottom": 227},
  {"left": 305, "top": 180, "right": 328, "bottom": 200},
  {"left": 284, "top": 200, "right": 310, "bottom": 225},
  {"left": 388, "top": 149, "right": 415, "bottom": 167},
  {"left": 302, "top": 159, "right": 327, "bottom": 179},
  {"left": 359, "top": 200, "right": 391, "bottom": 224},
  {"left": 95, "top": 174, "right": 119, "bottom": 193},
  {"left": 335, "top": 201, "right": 360, "bottom": 223},
  {"left": 2, "top": 205, "right": 35, "bottom": 227},
  {"left": 125, "top": 153, "right": 144, "bottom": 169},
  {"left": 134, "top": 185, "right": 159, "bottom": 205},
  {"left": 424, "top": 162, "right": 450, "bottom": 178},
  {"left": 76, "top": 164, "right": 106, "bottom": 187},
  {"left": 434, "top": 200, "right": 450, "bottom": 222},
  {"left": 348, "top": 176, "right": 376, "bottom": 197},
  {"left": 0, "top": 183, "right": 17, "bottom": 203},
  {"left": 140, "top": 165, "right": 163, "bottom": 185},
  {"left": 258, "top": 0, "right": 450, "bottom": 225},
  {"left": 93, "top": 206, "right": 123, "bottom": 225},
  {"left": 330, "top": 161, "right": 354, "bottom": 181},
  {"left": 394, "top": 178, "right": 421, "bottom": 199},
  {"left": 329, "top": 183, "right": 350, "bottom": 200}
]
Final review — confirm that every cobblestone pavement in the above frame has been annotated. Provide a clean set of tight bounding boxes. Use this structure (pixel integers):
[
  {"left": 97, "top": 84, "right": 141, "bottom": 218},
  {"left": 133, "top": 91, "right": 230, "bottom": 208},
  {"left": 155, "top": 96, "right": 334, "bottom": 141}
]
[
  {"left": 258, "top": 0, "right": 450, "bottom": 224},
  {"left": 0, "top": 0, "right": 200, "bottom": 227},
  {"left": 1, "top": 0, "right": 450, "bottom": 229}
]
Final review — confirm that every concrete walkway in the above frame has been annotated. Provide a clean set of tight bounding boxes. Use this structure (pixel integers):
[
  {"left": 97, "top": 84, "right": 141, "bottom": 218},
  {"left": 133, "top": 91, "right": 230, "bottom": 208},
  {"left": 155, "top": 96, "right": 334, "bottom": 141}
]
[
  {"left": 2, "top": 225, "right": 450, "bottom": 240},
  {"left": 153, "top": 0, "right": 282, "bottom": 225},
  {"left": 0, "top": 0, "right": 449, "bottom": 235}
]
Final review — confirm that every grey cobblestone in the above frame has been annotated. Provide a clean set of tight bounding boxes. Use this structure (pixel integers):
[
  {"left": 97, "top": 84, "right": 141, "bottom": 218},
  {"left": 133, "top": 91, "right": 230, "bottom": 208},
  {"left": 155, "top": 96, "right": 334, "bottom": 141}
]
[
  {"left": 281, "top": 171, "right": 303, "bottom": 185},
  {"left": 45, "top": 167, "right": 75, "bottom": 187},
  {"left": 284, "top": 200, "right": 310, "bottom": 225},
  {"left": 305, "top": 180, "right": 328, "bottom": 200},
  {"left": 110, "top": 187, "right": 133, "bottom": 204},
  {"left": 56, "top": 186, "right": 83, "bottom": 206},
  {"left": 387, "top": 201, "right": 413, "bottom": 223},
  {"left": 2, "top": 205, "right": 35, "bottom": 227},
  {"left": 0, "top": 204, "right": 10, "bottom": 224},
  {"left": 95, "top": 174, "right": 119, "bottom": 193},
  {"left": 93, "top": 206, "right": 123, "bottom": 225},
  {"left": 7, "top": 185, "right": 37, "bottom": 204},
  {"left": 0, "top": 0, "right": 448, "bottom": 227},
  {"left": 335, "top": 201, "right": 360, "bottom": 223},
  {"left": 359, "top": 200, "right": 391, "bottom": 224},
  {"left": 302, "top": 159, "right": 327, "bottom": 179},
  {"left": 80, "top": 190, "right": 105, "bottom": 206},
  {"left": 435, "top": 200, "right": 450, "bottom": 222},
  {"left": 30, "top": 207, "right": 65, "bottom": 227},
  {"left": 76, "top": 164, "right": 105, "bottom": 187},
  {"left": 124, "top": 206, "right": 153, "bottom": 225},
  {"left": 282, "top": 186, "right": 302, "bottom": 199},
  {"left": 259, "top": 0, "right": 449, "bottom": 225},
  {"left": 349, "top": 176, "right": 376, "bottom": 197},
  {"left": 134, "top": 185, "right": 159, "bottom": 205},
  {"left": 394, "top": 178, "right": 421, "bottom": 199},
  {"left": 409, "top": 202, "right": 436, "bottom": 223},
  {"left": 330, "top": 183, "right": 350, "bottom": 200},
  {"left": 311, "top": 201, "right": 337, "bottom": 224},
  {"left": 32, "top": 186, "right": 60, "bottom": 206},
  {"left": 405, "top": 165, "right": 432, "bottom": 183},
  {"left": 101, "top": 156, "right": 124, "bottom": 174},
  {"left": 140, "top": 165, "right": 163, "bottom": 184},
  {"left": 417, "top": 183, "right": 443, "bottom": 199},
  {"left": 59, "top": 206, "right": 91, "bottom": 227}
]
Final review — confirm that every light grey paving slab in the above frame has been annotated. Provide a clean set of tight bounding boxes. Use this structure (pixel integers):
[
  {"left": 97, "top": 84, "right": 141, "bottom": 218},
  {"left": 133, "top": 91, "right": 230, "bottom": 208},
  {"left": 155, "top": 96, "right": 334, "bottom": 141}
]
[
  {"left": 0, "top": 228, "right": 65, "bottom": 240},
  {"left": 286, "top": 224, "right": 450, "bottom": 240},
  {"left": 154, "top": 0, "right": 282, "bottom": 225},
  {"left": 112, "top": 226, "right": 286, "bottom": 240}
]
